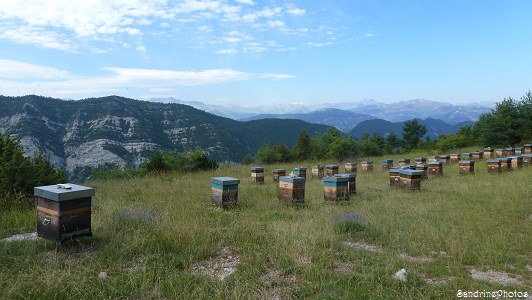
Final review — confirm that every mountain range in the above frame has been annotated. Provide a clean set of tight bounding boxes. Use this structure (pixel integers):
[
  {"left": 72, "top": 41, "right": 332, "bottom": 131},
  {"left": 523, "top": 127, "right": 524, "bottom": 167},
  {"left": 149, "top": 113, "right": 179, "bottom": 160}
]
[
  {"left": 0, "top": 95, "right": 330, "bottom": 180},
  {"left": 151, "top": 97, "right": 492, "bottom": 126},
  {"left": 1, "top": 95, "right": 488, "bottom": 181}
]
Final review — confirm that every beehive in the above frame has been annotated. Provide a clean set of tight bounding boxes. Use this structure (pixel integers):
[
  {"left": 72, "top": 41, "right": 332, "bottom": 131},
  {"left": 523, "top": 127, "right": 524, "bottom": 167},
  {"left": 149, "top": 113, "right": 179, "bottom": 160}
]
[
  {"left": 514, "top": 147, "right": 524, "bottom": 155},
  {"left": 498, "top": 158, "right": 511, "bottom": 172},
  {"left": 505, "top": 148, "right": 514, "bottom": 156},
  {"left": 311, "top": 165, "right": 324, "bottom": 179},
  {"left": 344, "top": 162, "right": 357, "bottom": 174},
  {"left": 293, "top": 167, "right": 307, "bottom": 178},
  {"left": 483, "top": 148, "right": 493, "bottom": 159},
  {"left": 381, "top": 159, "right": 394, "bottom": 169},
  {"left": 414, "top": 157, "right": 427, "bottom": 164},
  {"left": 472, "top": 151, "right": 484, "bottom": 160},
  {"left": 487, "top": 159, "right": 501, "bottom": 174},
  {"left": 211, "top": 177, "right": 240, "bottom": 208},
  {"left": 450, "top": 154, "right": 461, "bottom": 163},
  {"left": 428, "top": 156, "right": 439, "bottom": 162},
  {"left": 272, "top": 169, "right": 286, "bottom": 182},
  {"left": 461, "top": 153, "right": 472, "bottom": 160},
  {"left": 326, "top": 164, "right": 339, "bottom": 176},
  {"left": 398, "top": 158, "right": 410, "bottom": 166},
  {"left": 389, "top": 168, "right": 400, "bottom": 187},
  {"left": 414, "top": 164, "right": 428, "bottom": 179},
  {"left": 524, "top": 144, "right": 532, "bottom": 154},
  {"left": 459, "top": 160, "right": 475, "bottom": 175},
  {"left": 496, "top": 148, "right": 504, "bottom": 157},
  {"left": 335, "top": 173, "right": 357, "bottom": 194},
  {"left": 439, "top": 155, "right": 451, "bottom": 165},
  {"left": 508, "top": 156, "right": 523, "bottom": 170},
  {"left": 279, "top": 176, "right": 305, "bottom": 204},
  {"left": 34, "top": 184, "right": 94, "bottom": 244},
  {"left": 251, "top": 167, "right": 265, "bottom": 184},
  {"left": 361, "top": 161, "right": 373, "bottom": 172},
  {"left": 428, "top": 161, "right": 443, "bottom": 176},
  {"left": 521, "top": 154, "right": 532, "bottom": 167},
  {"left": 323, "top": 176, "right": 349, "bottom": 201},
  {"left": 399, "top": 169, "right": 422, "bottom": 190}
]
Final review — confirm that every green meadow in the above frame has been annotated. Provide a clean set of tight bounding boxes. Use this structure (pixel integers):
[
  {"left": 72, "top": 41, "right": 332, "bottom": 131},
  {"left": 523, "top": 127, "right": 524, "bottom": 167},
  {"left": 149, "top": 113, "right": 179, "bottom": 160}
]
[{"left": 1, "top": 151, "right": 531, "bottom": 299}]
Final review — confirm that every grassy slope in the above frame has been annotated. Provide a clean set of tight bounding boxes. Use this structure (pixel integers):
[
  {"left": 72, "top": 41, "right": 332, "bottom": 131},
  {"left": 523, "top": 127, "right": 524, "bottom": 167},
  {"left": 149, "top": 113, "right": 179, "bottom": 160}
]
[{"left": 1, "top": 151, "right": 531, "bottom": 299}]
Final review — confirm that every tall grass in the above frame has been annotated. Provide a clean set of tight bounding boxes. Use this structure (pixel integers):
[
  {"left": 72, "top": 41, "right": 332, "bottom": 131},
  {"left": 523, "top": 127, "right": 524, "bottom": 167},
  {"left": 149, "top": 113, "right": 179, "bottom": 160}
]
[{"left": 1, "top": 152, "right": 530, "bottom": 299}]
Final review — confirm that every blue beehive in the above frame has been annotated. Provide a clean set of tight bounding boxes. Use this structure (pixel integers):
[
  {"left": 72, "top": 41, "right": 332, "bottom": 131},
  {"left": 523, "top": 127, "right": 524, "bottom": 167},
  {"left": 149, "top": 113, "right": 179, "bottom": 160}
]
[{"left": 323, "top": 176, "right": 349, "bottom": 201}]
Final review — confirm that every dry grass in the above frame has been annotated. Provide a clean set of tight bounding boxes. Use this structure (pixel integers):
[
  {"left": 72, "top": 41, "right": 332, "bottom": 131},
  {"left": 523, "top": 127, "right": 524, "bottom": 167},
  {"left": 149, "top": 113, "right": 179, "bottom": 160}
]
[{"left": 1, "top": 151, "right": 531, "bottom": 299}]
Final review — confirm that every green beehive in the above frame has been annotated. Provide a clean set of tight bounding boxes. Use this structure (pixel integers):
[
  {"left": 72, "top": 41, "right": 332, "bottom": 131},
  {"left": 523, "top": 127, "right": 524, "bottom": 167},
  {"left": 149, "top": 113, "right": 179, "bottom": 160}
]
[
  {"left": 211, "top": 177, "right": 240, "bottom": 208},
  {"left": 323, "top": 176, "right": 349, "bottom": 201}
]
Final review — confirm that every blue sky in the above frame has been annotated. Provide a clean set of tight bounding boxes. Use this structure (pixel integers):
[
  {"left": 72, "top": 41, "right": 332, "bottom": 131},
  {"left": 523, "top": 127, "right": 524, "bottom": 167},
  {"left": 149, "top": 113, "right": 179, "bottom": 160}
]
[{"left": 0, "top": 0, "right": 531, "bottom": 106}]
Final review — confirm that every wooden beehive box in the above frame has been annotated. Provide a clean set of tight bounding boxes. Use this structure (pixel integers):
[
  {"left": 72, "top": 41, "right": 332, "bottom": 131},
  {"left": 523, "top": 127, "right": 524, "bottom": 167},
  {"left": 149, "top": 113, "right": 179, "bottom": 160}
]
[
  {"left": 487, "top": 159, "right": 501, "bottom": 174},
  {"left": 389, "top": 168, "right": 400, "bottom": 187},
  {"left": 381, "top": 159, "right": 394, "bottom": 169},
  {"left": 34, "top": 184, "right": 94, "bottom": 244},
  {"left": 514, "top": 147, "right": 524, "bottom": 155},
  {"left": 361, "top": 161, "right": 373, "bottom": 172},
  {"left": 472, "top": 151, "right": 484, "bottom": 160},
  {"left": 326, "top": 164, "right": 339, "bottom": 176},
  {"left": 483, "top": 148, "right": 493, "bottom": 159},
  {"left": 428, "top": 156, "right": 439, "bottom": 162},
  {"left": 414, "top": 164, "right": 428, "bottom": 179},
  {"left": 323, "top": 176, "right": 349, "bottom": 201},
  {"left": 272, "top": 169, "right": 286, "bottom": 182},
  {"left": 459, "top": 160, "right": 475, "bottom": 175},
  {"left": 398, "top": 158, "right": 410, "bottom": 166},
  {"left": 344, "top": 162, "right": 357, "bottom": 174},
  {"left": 522, "top": 154, "right": 532, "bottom": 167},
  {"left": 311, "top": 165, "right": 324, "bottom": 179},
  {"left": 293, "top": 167, "right": 307, "bottom": 178},
  {"left": 427, "top": 161, "right": 443, "bottom": 176},
  {"left": 504, "top": 148, "right": 514, "bottom": 157},
  {"left": 524, "top": 144, "right": 532, "bottom": 154},
  {"left": 399, "top": 169, "right": 422, "bottom": 190},
  {"left": 414, "top": 157, "right": 427, "bottom": 164},
  {"left": 508, "top": 156, "right": 523, "bottom": 170},
  {"left": 450, "top": 154, "right": 460, "bottom": 163},
  {"left": 279, "top": 176, "right": 306, "bottom": 204},
  {"left": 335, "top": 173, "right": 357, "bottom": 194},
  {"left": 496, "top": 149, "right": 504, "bottom": 157},
  {"left": 251, "top": 167, "right": 265, "bottom": 184},
  {"left": 211, "top": 177, "right": 240, "bottom": 208},
  {"left": 498, "top": 158, "right": 511, "bottom": 172},
  {"left": 439, "top": 155, "right": 451, "bottom": 165}
]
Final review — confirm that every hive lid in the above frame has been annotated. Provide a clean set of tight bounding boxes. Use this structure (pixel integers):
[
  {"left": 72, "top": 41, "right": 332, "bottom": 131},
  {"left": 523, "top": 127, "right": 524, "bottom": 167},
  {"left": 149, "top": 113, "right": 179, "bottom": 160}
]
[
  {"left": 459, "top": 160, "right": 474, "bottom": 164},
  {"left": 334, "top": 173, "right": 356, "bottom": 178},
  {"left": 272, "top": 168, "right": 286, "bottom": 172},
  {"left": 34, "top": 183, "right": 95, "bottom": 202},
  {"left": 427, "top": 161, "right": 442, "bottom": 165},
  {"left": 524, "top": 144, "right": 532, "bottom": 147},
  {"left": 211, "top": 177, "right": 240, "bottom": 185},
  {"left": 344, "top": 162, "right": 356, "bottom": 166},
  {"left": 279, "top": 176, "right": 306, "bottom": 183},
  {"left": 323, "top": 176, "right": 349, "bottom": 182},
  {"left": 399, "top": 169, "right": 421, "bottom": 175},
  {"left": 326, "top": 164, "right": 339, "bottom": 168},
  {"left": 311, "top": 165, "right": 324, "bottom": 169},
  {"left": 486, "top": 159, "right": 500, "bottom": 163},
  {"left": 361, "top": 161, "right": 373, "bottom": 164},
  {"left": 251, "top": 167, "right": 264, "bottom": 171},
  {"left": 293, "top": 167, "right": 307, "bottom": 171}
]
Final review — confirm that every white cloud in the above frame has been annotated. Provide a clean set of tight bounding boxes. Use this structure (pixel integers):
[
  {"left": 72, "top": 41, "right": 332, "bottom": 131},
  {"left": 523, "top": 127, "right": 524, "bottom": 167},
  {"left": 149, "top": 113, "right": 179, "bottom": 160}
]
[
  {"left": 236, "top": 0, "right": 254, "bottom": 5},
  {"left": 136, "top": 45, "right": 147, "bottom": 52},
  {"left": 0, "top": 60, "right": 293, "bottom": 98},
  {"left": 0, "top": 59, "right": 72, "bottom": 79},
  {"left": 267, "top": 20, "right": 285, "bottom": 28},
  {"left": 216, "top": 49, "right": 239, "bottom": 54},
  {"left": 286, "top": 8, "right": 306, "bottom": 16}
]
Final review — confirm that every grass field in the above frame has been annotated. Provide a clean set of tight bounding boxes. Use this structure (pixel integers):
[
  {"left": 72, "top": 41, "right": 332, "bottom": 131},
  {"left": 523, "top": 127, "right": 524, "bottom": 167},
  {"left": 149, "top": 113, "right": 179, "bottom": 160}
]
[{"left": 1, "top": 151, "right": 531, "bottom": 299}]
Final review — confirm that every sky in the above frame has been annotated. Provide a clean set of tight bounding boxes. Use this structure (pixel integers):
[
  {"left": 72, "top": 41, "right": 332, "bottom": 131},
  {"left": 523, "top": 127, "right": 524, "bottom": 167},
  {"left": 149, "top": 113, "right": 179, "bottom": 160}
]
[{"left": 0, "top": 0, "right": 531, "bottom": 106}]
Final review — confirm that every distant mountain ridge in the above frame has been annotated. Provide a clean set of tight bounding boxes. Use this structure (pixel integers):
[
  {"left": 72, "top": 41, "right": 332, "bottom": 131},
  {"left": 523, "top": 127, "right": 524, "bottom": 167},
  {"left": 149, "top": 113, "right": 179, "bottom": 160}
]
[
  {"left": 151, "top": 97, "right": 492, "bottom": 125},
  {"left": 0, "top": 95, "right": 331, "bottom": 180}
]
